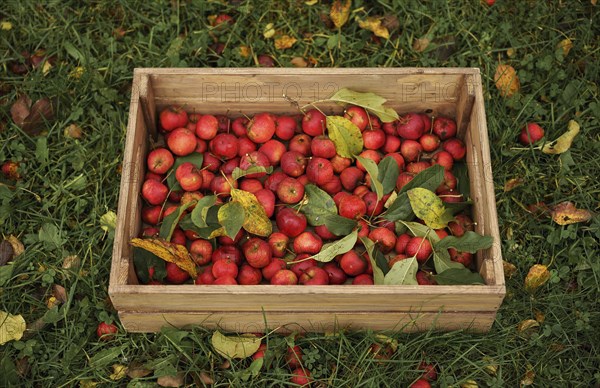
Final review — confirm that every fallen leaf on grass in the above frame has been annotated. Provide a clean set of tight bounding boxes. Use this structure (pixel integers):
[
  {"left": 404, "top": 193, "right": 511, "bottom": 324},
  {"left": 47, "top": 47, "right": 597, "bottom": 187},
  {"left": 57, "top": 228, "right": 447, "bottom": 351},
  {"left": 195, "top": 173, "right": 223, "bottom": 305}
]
[
  {"left": 1, "top": 21, "right": 13, "bottom": 30},
  {"left": 356, "top": 16, "right": 390, "bottom": 39},
  {"left": 412, "top": 37, "right": 430, "bottom": 52},
  {"left": 494, "top": 64, "right": 520, "bottom": 97},
  {"left": 197, "top": 371, "right": 214, "bottom": 385},
  {"left": 541, "top": 120, "right": 580, "bottom": 154},
  {"left": 109, "top": 364, "right": 128, "bottom": 381},
  {"left": 211, "top": 331, "right": 261, "bottom": 359},
  {"left": 263, "top": 23, "right": 275, "bottom": 39},
  {"left": 291, "top": 57, "right": 308, "bottom": 67},
  {"left": 550, "top": 201, "right": 592, "bottom": 225},
  {"left": 460, "top": 380, "right": 479, "bottom": 388},
  {"left": 521, "top": 366, "right": 535, "bottom": 386},
  {"left": 100, "top": 210, "right": 117, "bottom": 233},
  {"left": 482, "top": 356, "right": 498, "bottom": 376},
  {"left": 238, "top": 45, "right": 251, "bottom": 58},
  {"left": 79, "top": 381, "right": 98, "bottom": 388},
  {"left": 0, "top": 310, "right": 26, "bottom": 345},
  {"left": 556, "top": 38, "right": 573, "bottom": 56},
  {"left": 10, "top": 94, "right": 55, "bottom": 135},
  {"left": 533, "top": 309, "right": 545, "bottom": 324},
  {"left": 517, "top": 319, "right": 540, "bottom": 333},
  {"left": 130, "top": 238, "right": 197, "bottom": 278},
  {"left": 64, "top": 123, "right": 83, "bottom": 139},
  {"left": 7, "top": 235, "right": 24, "bottom": 257},
  {"left": 503, "top": 261, "right": 517, "bottom": 278},
  {"left": 524, "top": 264, "right": 550, "bottom": 293},
  {"left": 330, "top": 0, "right": 351, "bottom": 29},
  {"left": 274, "top": 35, "right": 297, "bottom": 50},
  {"left": 52, "top": 284, "right": 67, "bottom": 304},
  {"left": 0, "top": 240, "right": 14, "bottom": 266},
  {"left": 62, "top": 255, "right": 81, "bottom": 270},
  {"left": 126, "top": 362, "right": 152, "bottom": 379},
  {"left": 503, "top": 178, "right": 524, "bottom": 192},
  {"left": 157, "top": 372, "right": 185, "bottom": 387},
  {"left": 506, "top": 47, "right": 516, "bottom": 57}
]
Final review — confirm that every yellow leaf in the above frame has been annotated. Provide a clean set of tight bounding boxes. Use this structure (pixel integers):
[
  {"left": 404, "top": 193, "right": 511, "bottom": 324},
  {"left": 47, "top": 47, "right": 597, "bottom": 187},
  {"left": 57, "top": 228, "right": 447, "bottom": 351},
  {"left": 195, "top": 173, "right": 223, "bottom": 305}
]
[
  {"left": 373, "top": 334, "right": 398, "bottom": 353},
  {"left": 407, "top": 188, "right": 452, "bottom": 229},
  {"left": 79, "top": 381, "right": 98, "bottom": 388},
  {"left": 533, "top": 309, "right": 545, "bottom": 324},
  {"left": 7, "top": 235, "right": 24, "bottom": 257},
  {"left": 0, "top": 21, "right": 12, "bottom": 30},
  {"left": 46, "top": 296, "right": 59, "bottom": 309},
  {"left": 506, "top": 47, "right": 516, "bottom": 58},
  {"left": 230, "top": 189, "right": 272, "bottom": 237},
  {"left": 109, "top": 364, "right": 128, "bottom": 381},
  {"left": 521, "top": 366, "right": 535, "bottom": 386},
  {"left": 274, "top": 35, "right": 297, "bottom": 50},
  {"left": 42, "top": 61, "right": 52, "bottom": 76},
  {"left": 460, "top": 380, "right": 478, "bottom": 388},
  {"left": 356, "top": 16, "right": 390, "bottom": 39},
  {"left": 211, "top": 331, "right": 261, "bottom": 359},
  {"left": 550, "top": 201, "right": 592, "bottom": 225},
  {"left": 541, "top": 120, "right": 580, "bottom": 154},
  {"left": 517, "top": 319, "right": 540, "bottom": 333},
  {"left": 503, "top": 260, "right": 517, "bottom": 278},
  {"left": 207, "top": 227, "right": 227, "bottom": 239},
  {"left": 0, "top": 311, "right": 26, "bottom": 345},
  {"left": 503, "top": 177, "right": 524, "bottom": 192},
  {"left": 482, "top": 356, "right": 498, "bottom": 376},
  {"left": 326, "top": 115, "right": 364, "bottom": 158},
  {"left": 524, "top": 264, "right": 550, "bottom": 293},
  {"left": 263, "top": 23, "right": 275, "bottom": 39},
  {"left": 556, "top": 38, "right": 573, "bottom": 56},
  {"left": 291, "top": 57, "right": 308, "bottom": 67},
  {"left": 330, "top": 0, "right": 351, "bottom": 29},
  {"left": 305, "top": 0, "right": 318, "bottom": 5},
  {"left": 412, "top": 37, "right": 430, "bottom": 52},
  {"left": 130, "top": 238, "right": 197, "bottom": 278},
  {"left": 64, "top": 123, "right": 83, "bottom": 139},
  {"left": 100, "top": 210, "right": 117, "bottom": 233},
  {"left": 238, "top": 45, "right": 251, "bottom": 58},
  {"left": 494, "top": 64, "right": 520, "bottom": 97},
  {"left": 69, "top": 66, "right": 85, "bottom": 79}
]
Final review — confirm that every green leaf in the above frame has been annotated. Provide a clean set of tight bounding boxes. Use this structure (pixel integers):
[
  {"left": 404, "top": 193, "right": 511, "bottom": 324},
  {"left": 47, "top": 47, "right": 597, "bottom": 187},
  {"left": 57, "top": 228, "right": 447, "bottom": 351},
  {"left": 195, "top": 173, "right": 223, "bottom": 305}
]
[
  {"left": 133, "top": 247, "right": 166, "bottom": 283},
  {"left": 308, "top": 230, "right": 357, "bottom": 263},
  {"left": 383, "top": 257, "right": 418, "bottom": 285},
  {"left": 453, "top": 162, "right": 470, "bottom": 200},
  {"left": 327, "top": 88, "right": 399, "bottom": 122},
  {"left": 218, "top": 201, "right": 245, "bottom": 240},
  {"left": 433, "top": 248, "right": 464, "bottom": 274},
  {"left": 35, "top": 137, "right": 48, "bottom": 164},
  {"left": 434, "top": 268, "right": 485, "bottom": 285},
  {"left": 397, "top": 221, "right": 439, "bottom": 241},
  {"left": 383, "top": 165, "right": 445, "bottom": 222},
  {"left": 190, "top": 195, "right": 217, "bottom": 228},
  {"left": 159, "top": 201, "right": 197, "bottom": 241},
  {"left": 435, "top": 231, "right": 494, "bottom": 253},
  {"left": 407, "top": 188, "right": 452, "bottom": 229},
  {"left": 240, "top": 358, "right": 264, "bottom": 382},
  {"left": 230, "top": 189, "right": 272, "bottom": 237},
  {"left": 300, "top": 184, "right": 337, "bottom": 226},
  {"left": 0, "top": 263, "right": 14, "bottom": 287},
  {"left": 360, "top": 236, "right": 386, "bottom": 284},
  {"left": 356, "top": 155, "right": 384, "bottom": 200},
  {"left": 326, "top": 116, "right": 364, "bottom": 158},
  {"left": 322, "top": 214, "right": 357, "bottom": 236},
  {"left": 232, "top": 166, "right": 273, "bottom": 180},
  {"left": 166, "top": 152, "right": 204, "bottom": 190},
  {"left": 38, "top": 223, "right": 64, "bottom": 249},
  {"left": 378, "top": 156, "right": 400, "bottom": 195},
  {"left": 89, "top": 345, "right": 127, "bottom": 368},
  {"left": 211, "top": 331, "right": 261, "bottom": 359}
]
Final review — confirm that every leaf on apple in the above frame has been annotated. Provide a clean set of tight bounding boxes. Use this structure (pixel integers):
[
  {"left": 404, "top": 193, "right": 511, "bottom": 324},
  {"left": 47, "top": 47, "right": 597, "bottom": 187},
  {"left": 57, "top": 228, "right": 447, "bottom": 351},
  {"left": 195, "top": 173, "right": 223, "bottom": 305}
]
[
  {"left": 550, "top": 201, "right": 593, "bottom": 225},
  {"left": 166, "top": 152, "right": 204, "bottom": 190},
  {"left": 230, "top": 189, "right": 272, "bottom": 237},
  {"left": 494, "top": 64, "right": 520, "bottom": 98},
  {"left": 321, "top": 213, "right": 357, "bottom": 236},
  {"left": 130, "top": 238, "right": 197, "bottom": 278},
  {"left": 159, "top": 200, "right": 197, "bottom": 241},
  {"left": 396, "top": 221, "right": 439, "bottom": 241},
  {"left": 190, "top": 195, "right": 218, "bottom": 228},
  {"left": 541, "top": 120, "right": 580, "bottom": 155},
  {"left": 377, "top": 156, "right": 400, "bottom": 195},
  {"left": 434, "top": 231, "right": 494, "bottom": 253},
  {"left": 0, "top": 310, "right": 26, "bottom": 345},
  {"left": 232, "top": 166, "right": 273, "bottom": 180},
  {"left": 330, "top": 0, "right": 351, "bottom": 29},
  {"left": 217, "top": 201, "right": 245, "bottom": 239},
  {"left": 356, "top": 16, "right": 390, "bottom": 40},
  {"left": 383, "top": 257, "right": 418, "bottom": 285},
  {"left": 383, "top": 165, "right": 445, "bottom": 222},
  {"left": 356, "top": 155, "right": 384, "bottom": 200},
  {"left": 360, "top": 237, "right": 386, "bottom": 284},
  {"left": 300, "top": 184, "right": 337, "bottom": 226},
  {"left": 407, "top": 188, "right": 453, "bottom": 229},
  {"left": 433, "top": 248, "right": 464, "bottom": 274},
  {"left": 524, "top": 264, "right": 550, "bottom": 293},
  {"left": 326, "top": 115, "right": 364, "bottom": 159},
  {"left": 307, "top": 229, "right": 357, "bottom": 263},
  {"left": 433, "top": 267, "right": 485, "bottom": 285},
  {"left": 326, "top": 88, "right": 398, "bottom": 122},
  {"left": 211, "top": 331, "right": 261, "bottom": 359},
  {"left": 132, "top": 246, "right": 166, "bottom": 283}
]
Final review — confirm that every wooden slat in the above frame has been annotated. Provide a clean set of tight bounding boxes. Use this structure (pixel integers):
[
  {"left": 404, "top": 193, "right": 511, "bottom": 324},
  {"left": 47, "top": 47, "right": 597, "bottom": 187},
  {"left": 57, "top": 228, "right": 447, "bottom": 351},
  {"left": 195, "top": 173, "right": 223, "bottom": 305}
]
[
  {"left": 118, "top": 310, "right": 496, "bottom": 333},
  {"left": 138, "top": 74, "right": 157, "bottom": 139},
  {"left": 110, "top": 284, "right": 505, "bottom": 313},
  {"left": 455, "top": 74, "right": 476, "bottom": 140}
]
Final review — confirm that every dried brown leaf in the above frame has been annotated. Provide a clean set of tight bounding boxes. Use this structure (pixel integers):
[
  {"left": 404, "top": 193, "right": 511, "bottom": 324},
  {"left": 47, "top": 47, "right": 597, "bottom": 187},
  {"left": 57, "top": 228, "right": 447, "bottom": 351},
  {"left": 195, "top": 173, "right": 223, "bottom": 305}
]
[
  {"left": 494, "top": 64, "right": 520, "bottom": 97},
  {"left": 291, "top": 57, "right": 308, "bottom": 67},
  {"left": 274, "top": 35, "right": 297, "bottom": 50},
  {"left": 533, "top": 309, "right": 545, "bottom": 324},
  {"left": 10, "top": 94, "right": 55, "bottom": 135},
  {"left": 503, "top": 261, "right": 517, "bottom": 278},
  {"left": 521, "top": 366, "right": 535, "bottom": 386},
  {"left": 482, "top": 356, "right": 498, "bottom": 376},
  {"left": 198, "top": 371, "right": 214, "bottom": 385},
  {"left": 52, "top": 284, "right": 68, "bottom": 303},
  {"left": 157, "top": 372, "right": 185, "bottom": 387},
  {"left": 517, "top": 319, "right": 540, "bottom": 333},
  {"left": 412, "top": 37, "right": 430, "bottom": 52},
  {"left": 504, "top": 178, "right": 524, "bottom": 192},
  {"left": 127, "top": 362, "right": 152, "bottom": 379},
  {"left": 330, "top": 0, "right": 351, "bottom": 29},
  {"left": 551, "top": 201, "right": 592, "bottom": 225},
  {"left": 62, "top": 255, "right": 81, "bottom": 270},
  {"left": 16, "top": 357, "right": 30, "bottom": 377},
  {"left": 0, "top": 239, "right": 14, "bottom": 266},
  {"left": 64, "top": 124, "right": 83, "bottom": 139},
  {"left": 10, "top": 94, "right": 32, "bottom": 126},
  {"left": 524, "top": 264, "right": 550, "bottom": 293}
]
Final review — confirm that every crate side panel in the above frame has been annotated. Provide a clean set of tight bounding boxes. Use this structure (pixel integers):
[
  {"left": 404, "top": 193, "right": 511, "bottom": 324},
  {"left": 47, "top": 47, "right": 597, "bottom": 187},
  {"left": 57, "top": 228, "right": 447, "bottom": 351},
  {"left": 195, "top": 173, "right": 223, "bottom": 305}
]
[{"left": 119, "top": 310, "right": 496, "bottom": 333}]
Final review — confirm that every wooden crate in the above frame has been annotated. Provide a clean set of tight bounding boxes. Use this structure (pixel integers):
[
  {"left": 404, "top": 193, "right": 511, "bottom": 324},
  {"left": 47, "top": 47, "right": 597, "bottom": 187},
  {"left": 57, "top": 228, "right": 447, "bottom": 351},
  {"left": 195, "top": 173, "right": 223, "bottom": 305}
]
[{"left": 109, "top": 68, "right": 505, "bottom": 333}]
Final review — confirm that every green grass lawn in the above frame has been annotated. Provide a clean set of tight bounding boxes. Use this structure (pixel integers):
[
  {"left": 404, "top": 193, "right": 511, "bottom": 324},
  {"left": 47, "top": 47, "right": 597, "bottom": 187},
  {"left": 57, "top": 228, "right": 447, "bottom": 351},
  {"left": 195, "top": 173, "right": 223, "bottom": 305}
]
[{"left": 1, "top": 1, "right": 599, "bottom": 386}]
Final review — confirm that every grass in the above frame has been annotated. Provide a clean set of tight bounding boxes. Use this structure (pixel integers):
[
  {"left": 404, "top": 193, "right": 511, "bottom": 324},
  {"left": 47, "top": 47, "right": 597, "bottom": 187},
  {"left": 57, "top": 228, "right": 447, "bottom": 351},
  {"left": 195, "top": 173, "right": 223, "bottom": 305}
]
[{"left": 1, "top": 0, "right": 599, "bottom": 386}]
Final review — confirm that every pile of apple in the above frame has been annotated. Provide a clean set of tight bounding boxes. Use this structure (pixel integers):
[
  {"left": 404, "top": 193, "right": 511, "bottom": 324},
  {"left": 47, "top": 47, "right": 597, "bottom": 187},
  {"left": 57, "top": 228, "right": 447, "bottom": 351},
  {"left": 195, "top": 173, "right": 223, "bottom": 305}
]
[{"left": 136, "top": 102, "right": 478, "bottom": 286}]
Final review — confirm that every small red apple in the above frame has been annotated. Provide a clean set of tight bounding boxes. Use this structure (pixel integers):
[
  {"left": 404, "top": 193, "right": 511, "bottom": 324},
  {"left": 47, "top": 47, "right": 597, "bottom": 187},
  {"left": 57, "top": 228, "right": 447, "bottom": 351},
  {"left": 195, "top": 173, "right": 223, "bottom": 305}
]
[{"left": 160, "top": 105, "right": 188, "bottom": 132}]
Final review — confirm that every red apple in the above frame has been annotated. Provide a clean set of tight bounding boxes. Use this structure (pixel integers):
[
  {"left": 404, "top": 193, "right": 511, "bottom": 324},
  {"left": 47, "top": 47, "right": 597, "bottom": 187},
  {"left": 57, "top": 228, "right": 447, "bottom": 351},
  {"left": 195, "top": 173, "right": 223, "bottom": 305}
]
[
  {"left": 268, "top": 232, "right": 289, "bottom": 258},
  {"left": 363, "top": 128, "right": 386, "bottom": 150},
  {"left": 338, "top": 194, "right": 367, "bottom": 220},
  {"left": 519, "top": 122, "right": 545, "bottom": 145},
  {"left": 293, "top": 231, "right": 323, "bottom": 255},
  {"left": 262, "top": 258, "right": 287, "bottom": 281},
  {"left": 239, "top": 151, "right": 270, "bottom": 178},
  {"left": 210, "top": 133, "right": 239, "bottom": 160},
  {"left": 247, "top": 112, "right": 276, "bottom": 143},
  {"left": 160, "top": 105, "right": 188, "bottom": 132},
  {"left": 196, "top": 114, "right": 219, "bottom": 140},
  {"left": 355, "top": 149, "right": 382, "bottom": 172},
  {"left": 431, "top": 150, "right": 454, "bottom": 171},
  {"left": 275, "top": 115, "right": 297, "bottom": 140},
  {"left": 340, "top": 250, "right": 368, "bottom": 276},
  {"left": 237, "top": 264, "right": 263, "bottom": 285},
  {"left": 232, "top": 117, "right": 249, "bottom": 137},
  {"left": 276, "top": 177, "right": 305, "bottom": 204},
  {"left": 311, "top": 135, "right": 337, "bottom": 158},
  {"left": 383, "top": 135, "right": 401, "bottom": 153},
  {"left": 405, "top": 237, "right": 433, "bottom": 262},
  {"left": 212, "top": 258, "right": 239, "bottom": 279},
  {"left": 368, "top": 227, "right": 396, "bottom": 253},
  {"left": 306, "top": 157, "right": 334, "bottom": 186},
  {"left": 344, "top": 106, "right": 369, "bottom": 131},
  {"left": 258, "top": 139, "right": 286, "bottom": 166},
  {"left": 270, "top": 269, "right": 298, "bottom": 285},
  {"left": 280, "top": 151, "right": 307, "bottom": 177},
  {"left": 397, "top": 113, "right": 425, "bottom": 140},
  {"left": 242, "top": 237, "right": 272, "bottom": 269},
  {"left": 400, "top": 140, "right": 423, "bottom": 162},
  {"left": 330, "top": 155, "right": 352, "bottom": 173},
  {"left": 166, "top": 262, "right": 190, "bottom": 284},
  {"left": 212, "top": 245, "right": 243, "bottom": 265},
  {"left": 147, "top": 148, "right": 175, "bottom": 174},
  {"left": 264, "top": 170, "right": 288, "bottom": 192},
  {"left": 340, "top": 167, "right": 365, "bottom": 192},
  {"left": 142, "top": 205, "right": 163, "bottom": 225},
  {"left": 416, "top": 271, "right": 437, "bottom": 285},
  {"left": 442, "top": 138, "right": 466, "bottom": 160},
  {"left": 213, "top": 276, "right": 238, "bottom": 285},
  {"left": 142, "top": 179, "right": 169, "bottom": 205},
  {"left": 190, "top": 239, "right": 213, "bottom": 266},
  {"left": 254, "top": 188, "right": 276, "bottom": 218},
  {"left": 302, "top": 108, "right": 326, "bottom": 136},
  {"left": 288, "top": 134, "right": 312, "bottom": 156},
  {"left": 96, "top": 322, "right": 118, "bottom": 340},
  {"left": 432, "top": 116, "right": 457, "bottom": 140},
  {"left": 167, "top": 127, "right": 197, "bottom": 156},
  {"left": 419, "top": 133, "right": 440, "bottom": 152},
  {"left": 299, "top": 266, "right": 330, "bottom": 285},
  {"left": 395, "top": 233, "right": 412, "bottom": 253},
  {"left": 323, "top": 262, "right": 348, "bottom": 285},
  {"left": 276, "top": 207, "right": 307, "bottom": 238}
]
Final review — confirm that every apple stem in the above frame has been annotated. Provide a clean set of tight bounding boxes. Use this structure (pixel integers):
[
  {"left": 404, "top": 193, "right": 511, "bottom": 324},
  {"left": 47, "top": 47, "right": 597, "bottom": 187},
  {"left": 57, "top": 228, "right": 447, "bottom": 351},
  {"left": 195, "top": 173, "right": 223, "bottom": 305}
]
[{"left": 283, "top": 94, "right": 305, "bottom": 115}]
